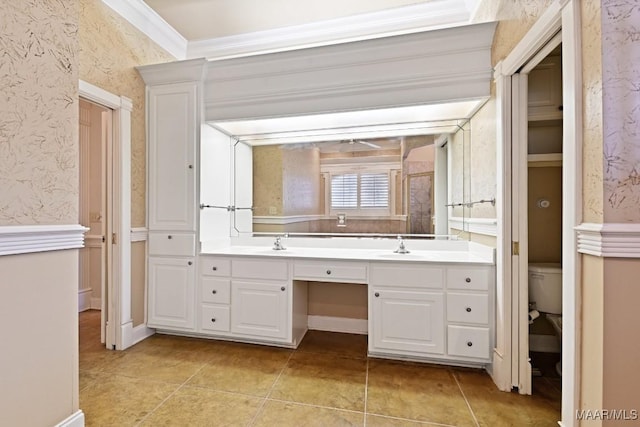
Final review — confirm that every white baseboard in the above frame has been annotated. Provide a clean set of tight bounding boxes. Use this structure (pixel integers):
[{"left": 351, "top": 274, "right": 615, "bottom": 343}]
[
  {"left": 490, "top": 349, "right": 512, "bottom": 391},
  {"left": 132, "top": 324, "right": 155, "bottom": 346},
  {"left": 55, "top": 410, "right": 84, "bottom": 427},
  {"left": 90, "top": 297, "right": 101, "bottom": 310},
  {"left": 530, "top": 333, "right": 561, "bottom": 353},
  {"left": 78, "top": 289, "right": 92, "bottom": 312},
  {"left": 307, "top": 315, "right": 368, "bottom": 335}
]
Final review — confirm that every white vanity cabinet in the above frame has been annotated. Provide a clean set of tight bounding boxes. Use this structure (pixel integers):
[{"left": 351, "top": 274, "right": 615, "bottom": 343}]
[
  {"left": 195, "top": 255, "right": 307, "bottom": 346},
  {"left": 147, "top": 257, "right": 195, "bottom": 330},
  {"left": 145, "top": 82, "right": 200, "bottom": 332},
  {"left": 368, "top": 263, "right": 445, "bottom": 357},
  {"left": 369, "top": 262, "right": 494, "bottom": 364}
]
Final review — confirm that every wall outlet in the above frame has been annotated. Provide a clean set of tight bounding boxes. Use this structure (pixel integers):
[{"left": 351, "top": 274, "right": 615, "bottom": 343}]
[{"left": 268, "top": 206, "right": 277, "bottom": 215}]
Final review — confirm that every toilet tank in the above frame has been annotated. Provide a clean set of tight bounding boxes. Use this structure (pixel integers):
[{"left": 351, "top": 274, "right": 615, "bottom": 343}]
[{"left": 528, "top": 263, "right": 562, "bottom": 314}]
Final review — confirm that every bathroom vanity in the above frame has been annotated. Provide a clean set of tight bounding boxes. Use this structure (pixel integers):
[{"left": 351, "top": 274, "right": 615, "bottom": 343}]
[
  {"left": 148, "top": 238, "right": 495, "bottom": 367},
  {"left": 137, "top": 24, "right": 498, "bottom": 369}
]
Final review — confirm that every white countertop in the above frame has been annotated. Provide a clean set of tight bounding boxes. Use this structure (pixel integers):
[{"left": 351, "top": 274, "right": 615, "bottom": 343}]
[{"left": 200, "top": 237, "right": 495, "bottom": 265}]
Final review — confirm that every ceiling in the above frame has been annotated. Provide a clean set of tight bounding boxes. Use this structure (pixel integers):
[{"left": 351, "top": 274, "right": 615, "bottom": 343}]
[{"left": 142, "top": 0, "right": 478, "bottom": 42}]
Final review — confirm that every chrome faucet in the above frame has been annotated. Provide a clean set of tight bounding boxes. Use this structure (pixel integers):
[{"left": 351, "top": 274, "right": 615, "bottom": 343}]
[
  {"left": 394, "top": 235, "right": 410, "bottom": 254},
  {"left": 272, "top": 235, "right": 286, "bottom": 251}
]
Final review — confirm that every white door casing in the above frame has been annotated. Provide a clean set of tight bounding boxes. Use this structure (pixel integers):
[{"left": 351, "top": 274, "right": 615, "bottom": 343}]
[{"left": 79, "top": 80, "right": 133, "bottom": 351}]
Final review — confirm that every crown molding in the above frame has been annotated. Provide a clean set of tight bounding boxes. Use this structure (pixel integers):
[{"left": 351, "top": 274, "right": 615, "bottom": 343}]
[
  {"left": 187, "top": 1, "right": 473, "bottom": 60},
  {"left": 0, "top": 224, "right": 89, "bottom": 256},
  {"left": 576, "top": 223, "right": 640, "bottom": 258},
  {"left": 101, "top": 0, "right": 187, "bottom": 59}
]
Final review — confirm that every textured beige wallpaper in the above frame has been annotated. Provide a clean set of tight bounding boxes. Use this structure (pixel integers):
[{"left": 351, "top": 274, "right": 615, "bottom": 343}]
[
  {"left": 253, "top": 145, "right": 283, "bottom": 216},
  {"left": 79, "top": 0, "right": 175, "bottom": 227},
  {"left": 601, "top": 1, "right": 639, "bottom": 222},
  {"left": 581, "top": 1, "right": 604, "bottom": 223},
  {"left": 0, "top": 1, "right": 79, "bottom": 225},
  {"left": 282, "top": 145, "right": 321, "bottom": 216}
]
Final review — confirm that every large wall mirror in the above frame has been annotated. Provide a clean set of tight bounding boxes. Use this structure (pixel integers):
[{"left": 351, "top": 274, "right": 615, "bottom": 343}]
[{"left": 202, "top": 106, "right": 477, "bottom": 240}]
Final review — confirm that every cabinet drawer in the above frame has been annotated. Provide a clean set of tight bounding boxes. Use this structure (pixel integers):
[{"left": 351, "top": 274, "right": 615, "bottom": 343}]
[
  {"left": 447, "top": 325, "right": 490, "bottom": 360},
  {"left": 232, "top": 258, "right": 288, "bottom": 280},
  {"left": 200, "top": 257, "right": 231, "bottom": 277},
  {"left": 294, "top": 261, "right": 367, "bottom": 283},
  {"left": 447, "top": 293, "right": 489, "bottom": 324},
  {"left": 201, "top": 277, "right": 231, "bottom": 304},
  {"left": 370, "top": 263, "right": 444, "bottom": 288},
  {"left": 200, "top": 305, "right": 230, "bottom": 332},
  {"left": 447, "top": 267, "right": 492, "bottom": 291},
  {"left": 149, "top": 232, "right": 195, "bottom": 257}
]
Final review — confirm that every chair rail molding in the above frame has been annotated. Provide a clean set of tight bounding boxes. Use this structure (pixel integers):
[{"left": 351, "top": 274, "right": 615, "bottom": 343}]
[
  {"left": 576, "top": 223, "right": 640, "bottom": 258},
  {"left": 0, "top": 224, "right": 88, "bottom": 256}
]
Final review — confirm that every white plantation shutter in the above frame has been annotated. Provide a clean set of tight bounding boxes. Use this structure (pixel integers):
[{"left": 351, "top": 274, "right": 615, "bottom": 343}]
[
  {"left": 360, "top": 172, "right": 389, "bottom": 208},
  {"left": 331, "top": 173, "right": 358, "bottom": 208}
]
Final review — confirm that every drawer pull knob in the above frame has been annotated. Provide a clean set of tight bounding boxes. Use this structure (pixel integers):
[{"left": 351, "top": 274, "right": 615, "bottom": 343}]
[
  {"left": 211, "top": 290, "right": 217, "bottom": 294},
  {"left": 211, "top": 318, "right": 216, "bottom": 323},
  {"left": 326, "top": 270, "right": 332, "bottom": 275},
  {"left": 212, "top": 266, "right": 217, "bottom": 271},
  {"left": 465, "top": 277, "right": 471, "bottom": 283},
  {"left": 188, "top": 164, "right": 193, "bottom": 169},
  {"left": 374, "top": 292, "right": 380, "bottom": 297},
  {"left": 466, "top": 307, "right": 472, "bottom": 313},
  {"left": 187, "top": 261, "right": 192, "bottom": 266},
  {"left": 467, "top": 341, "right": 473, "bottom": 347},
  {"left": 167, "top": 235, "right": 172, "bottom": 239},
  {"left": 281, "top": 286, "right": 286, "bottom": 291}
]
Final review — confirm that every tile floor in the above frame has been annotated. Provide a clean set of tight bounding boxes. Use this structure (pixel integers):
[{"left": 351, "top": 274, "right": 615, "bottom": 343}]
[{"left": 79, "top": 310, "right": 561, "bottom": 426}]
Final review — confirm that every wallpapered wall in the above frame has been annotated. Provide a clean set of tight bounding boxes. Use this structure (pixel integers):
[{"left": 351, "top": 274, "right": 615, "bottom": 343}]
[
  {"left": 79, "top": 0, "right": 175, "bottom": 227},
  {"left": 0, "top": 1, "right": 79, "bottom": 225}
]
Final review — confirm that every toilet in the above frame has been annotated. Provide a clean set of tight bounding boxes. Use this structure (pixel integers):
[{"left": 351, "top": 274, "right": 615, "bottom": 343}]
[{"left": 528, "top": 263, "right": 563, "bottom": 375}]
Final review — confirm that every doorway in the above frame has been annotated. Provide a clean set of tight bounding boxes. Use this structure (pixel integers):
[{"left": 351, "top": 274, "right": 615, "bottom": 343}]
[{"left": 78, "top": 98, "right": 112, "bottom": 347}]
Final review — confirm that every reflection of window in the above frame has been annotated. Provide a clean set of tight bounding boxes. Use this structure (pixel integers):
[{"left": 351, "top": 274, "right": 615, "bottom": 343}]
[{"left": 330, "top": 172, "right": 389, "bottom": 211}]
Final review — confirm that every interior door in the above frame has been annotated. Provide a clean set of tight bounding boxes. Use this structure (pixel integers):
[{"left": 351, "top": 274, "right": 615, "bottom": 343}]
[{"left": 511, "top": 73, "right": 531, "bottom": 394}]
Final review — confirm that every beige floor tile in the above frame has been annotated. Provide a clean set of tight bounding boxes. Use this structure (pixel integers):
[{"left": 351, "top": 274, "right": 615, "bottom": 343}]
[
  {"left": 254, "top": 400, "right": 364, "bottom": 427},
  {"left": 79, "top": 341, "right": 127, "bottom": 372},
  {"left": 79, "top": 370, "right": 102, "bottom": 393},
  {"left": 366, "top": 360, "right": 475, "bottom": 427},
  {"left": 80, "top": 373, "right": 179, "bottom": 426},
  {"left": 140, "top": 386, "right": 263, "bottom": 426},
  {"left": 270, "top": 352, "right": 367, "bottom": 411},
  {"left": 100, "top": 347, "right": 207, "bottom": 384},
  {"left": 366, "top": 414, "right": 453, "bottom": 426},
  {"left": 297, "top": 330, "right": 368, "bottom": 359},
  {"left": 455, "top": 369, "right": 560, "bottom": 427},
  {"left": 187, "top": 343, "right": 291, "bottom": 396}
]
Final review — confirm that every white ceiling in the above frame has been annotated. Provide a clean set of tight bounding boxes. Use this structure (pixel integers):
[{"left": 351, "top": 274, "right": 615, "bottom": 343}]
[{"left": 142, "top": 0, "right": 477, "bottom": 42}]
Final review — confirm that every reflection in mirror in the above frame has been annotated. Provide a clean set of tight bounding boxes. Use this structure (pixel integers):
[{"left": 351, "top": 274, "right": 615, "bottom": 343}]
[{"left": 241, "top": 127, "right": 469, "bottom": 239}]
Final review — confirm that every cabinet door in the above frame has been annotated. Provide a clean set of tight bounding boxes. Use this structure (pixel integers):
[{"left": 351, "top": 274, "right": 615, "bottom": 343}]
[
  {"left": 148, "top": 83, "right": 197, "bottom": 231},
  {"left": 528, "top": 54, "right": 562, "bottom": 120},
  {"left": 371, "top": 288, "right": 444, "bottom": 355},
  {"left": 148, "top": 257, "right": 195, "bottom": 330},
  {"left": 231, "top": 280, "right": 290, "bottom": 340}
]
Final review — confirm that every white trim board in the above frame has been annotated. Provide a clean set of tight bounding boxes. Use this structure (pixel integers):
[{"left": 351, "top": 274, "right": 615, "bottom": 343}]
[
  {"left": 101, "top": 0, "right": 186, "bottom": 59},
  {"left": 131, "top": 227, "right": 148, "bottom": 242},
  {"left": 54, "top": 410, "right": 85, "bottom": 427},
  {"left": 576, "top": 223, "right": 640, "bottom": 258},
  {"left": 188, "top": 2, "right": 474, "bottom": 60},
  {"left": 78, "top": 288, "right": 92, "bottom": 312},
  {"left": 0, "top": 224, "right": 88, "bottom": 256},
  {"left": 449, "top": 217, "right": 498, "bottom": 236}
]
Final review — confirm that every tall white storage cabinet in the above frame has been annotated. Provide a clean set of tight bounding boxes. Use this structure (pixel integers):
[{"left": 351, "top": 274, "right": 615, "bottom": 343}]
[{"left": 138, "top": 60, "right": 208, "bottom": 331}]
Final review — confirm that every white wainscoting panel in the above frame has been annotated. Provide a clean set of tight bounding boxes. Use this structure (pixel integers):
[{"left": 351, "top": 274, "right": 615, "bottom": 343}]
[
  {"left": 307, "top": 315, "right": 368, "bottom": 335},
  {"left": 576, "top": 223, "right": 640, "bottom": 258},
  {"left": 0, "top": 224, "right": 88, "bottom": 256}
]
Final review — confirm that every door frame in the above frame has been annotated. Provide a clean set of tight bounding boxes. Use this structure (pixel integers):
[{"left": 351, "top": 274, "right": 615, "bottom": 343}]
[
  {"left": 79, "top": 80, "right": 133, "bottom": 351},
  {"left": 493, "top": 1, "right": 582, "bottom": 425}
]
